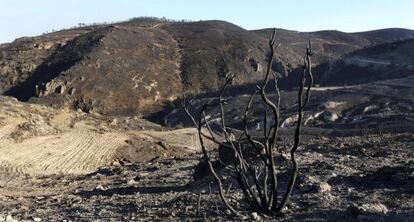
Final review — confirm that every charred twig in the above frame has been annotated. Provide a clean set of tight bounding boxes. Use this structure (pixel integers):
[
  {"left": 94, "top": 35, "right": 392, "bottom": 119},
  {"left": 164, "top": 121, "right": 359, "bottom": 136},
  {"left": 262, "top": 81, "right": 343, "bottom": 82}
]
[
  {"left": 277, "top": 40, "right": 313, "bottom": 212},
  {"left": 196, "top": 103, "right": 241, "bottom": 217},
  {"left": 196, "top": 188, "right": 202, "bottom": 216}
]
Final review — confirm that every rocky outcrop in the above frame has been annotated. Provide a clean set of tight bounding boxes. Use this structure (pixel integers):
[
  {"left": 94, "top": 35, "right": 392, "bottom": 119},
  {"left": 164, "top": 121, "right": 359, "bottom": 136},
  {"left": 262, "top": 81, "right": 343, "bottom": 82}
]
[
  {"left": 36, "top": 80, "right": 67, "bottom": 96},
  {"left": 0, "top": 29, "right": 91, "bottom": 93}
]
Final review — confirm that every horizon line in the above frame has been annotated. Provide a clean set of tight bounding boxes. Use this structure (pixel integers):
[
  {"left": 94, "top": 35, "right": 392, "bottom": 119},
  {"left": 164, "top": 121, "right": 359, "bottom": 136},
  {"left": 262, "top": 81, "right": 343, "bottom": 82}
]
[{"left": 1, "top": 17, "right": 413, "bottom": 44}]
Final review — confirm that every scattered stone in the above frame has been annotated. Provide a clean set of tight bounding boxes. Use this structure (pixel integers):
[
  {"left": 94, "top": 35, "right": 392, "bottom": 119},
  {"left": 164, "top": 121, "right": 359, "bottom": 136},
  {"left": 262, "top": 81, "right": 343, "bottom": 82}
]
[
  {"left": 362, "top": 203, "right": 389, "bottom": 214},
  {"left": 6, "top": 215, "right": 18, "bottom": 222},
  {"left": 68, "top": 87, "right": 76, "bottom": 96},
  {"left": 250, "top": 212, "right": 261, "bottom": 221},
  {"left": 348, "top": 202, "right": 389, "bottom": 215},
  {"left": 316, "top": 182, "right": 332, "bottom": 193},
  {"left": 95, "top": 185, "right": 106, "bottom": 191},
  {"left": 127, "top": 178, "right": 139, "bottom": 185},
  {"left": 299, "top": 175, "right": 331, "bottom": 193},
  {"left": 110, "top": 118, "right": 118, "bottom": 125},
  {"left": 322, "top": 111, "right": 339, "bottom": 122},
  {"left": 112, "top": 160, "right": 122, "bottom": 167}
]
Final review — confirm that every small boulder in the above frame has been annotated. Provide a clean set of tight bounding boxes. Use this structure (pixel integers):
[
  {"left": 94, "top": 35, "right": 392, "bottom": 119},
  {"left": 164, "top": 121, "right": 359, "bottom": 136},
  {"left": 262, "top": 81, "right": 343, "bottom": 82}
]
[
  {"left": 316, "top": 182, "right": 332, "bottom": 193},
  {"left": 95, "top": 185, "right": 107, "bottom": 191},
  {"left": 348, "top": 202, "right": 389, "bottom": 215},
  {"left": 299, "top": 176, "right": 331, "bottom": 193},
  {"left": 250, "top": 212, "right": 261, "bottom": 221},
  {"left": 6, "top": 215, "right": 18, "bottom": 222}
]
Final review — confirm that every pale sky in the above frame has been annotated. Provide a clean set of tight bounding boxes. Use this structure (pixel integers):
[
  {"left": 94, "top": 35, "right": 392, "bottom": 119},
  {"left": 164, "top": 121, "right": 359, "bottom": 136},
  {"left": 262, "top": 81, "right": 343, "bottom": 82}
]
[{"left": 0, "top": 0, "right": 413, "bottom": 43}]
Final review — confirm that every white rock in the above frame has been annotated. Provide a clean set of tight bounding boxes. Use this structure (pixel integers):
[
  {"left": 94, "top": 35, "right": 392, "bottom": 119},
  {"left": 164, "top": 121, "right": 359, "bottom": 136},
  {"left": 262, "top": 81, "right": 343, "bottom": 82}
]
[
  {"left": 360, "top": 203, "right": 389, "bottom": 214},
  {"left": 6, "top": 215, "right": 18, "bottom": 222},
  {"left": 349, "top": 202, "right": 389, "bottom": 215},
  {"left": 127, "top": 179, "right": 138, "bottom": 185},
  {"left": 250, "top": 212, "right": 261, "bottom": 221},
  {"left": 96, "top": 185, "right": 106, "bottom": 190},
  {"left": 317, "top": 182, "right": 332, "bottom": 193}
]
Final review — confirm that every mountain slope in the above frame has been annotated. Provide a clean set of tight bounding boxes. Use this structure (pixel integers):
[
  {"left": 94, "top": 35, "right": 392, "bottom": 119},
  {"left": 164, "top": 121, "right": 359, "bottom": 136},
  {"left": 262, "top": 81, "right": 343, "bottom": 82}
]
[
  {"left": 253, "top": 28, "right": 414, "bottom": 67},
  {"left": 315, "top": 38, "right": 414, "bottom": 86},
  {"left": 1, "top": 19, "right": 413, "bottom": 115},
  {"left": 161, "top": 20, "right": 285, "bottom": 92},
  {"left": 1, "top": 20, "right": 283, "bottom": 115}
]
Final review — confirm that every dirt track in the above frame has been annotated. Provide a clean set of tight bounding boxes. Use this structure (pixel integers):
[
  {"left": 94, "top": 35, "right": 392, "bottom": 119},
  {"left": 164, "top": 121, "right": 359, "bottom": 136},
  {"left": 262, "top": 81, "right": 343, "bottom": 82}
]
[
  {"left": 0, "top": 132, "right": 412, "bottom": 221},
  {"left": 0, "top": 131, "right": 129, "bottom": 175},
  {"left": 0, "top": 96, "right": 204, "bottom": 176}
]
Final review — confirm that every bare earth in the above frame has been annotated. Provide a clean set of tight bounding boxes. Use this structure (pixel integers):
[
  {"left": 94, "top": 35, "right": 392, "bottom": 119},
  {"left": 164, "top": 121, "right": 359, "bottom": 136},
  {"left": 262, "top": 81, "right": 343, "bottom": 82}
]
[
  {"left": 0, "top": 76, "right": 413, "bottom": 221},
  {"left": 0, "top": 127, "right": 412, "bottom": 221}
]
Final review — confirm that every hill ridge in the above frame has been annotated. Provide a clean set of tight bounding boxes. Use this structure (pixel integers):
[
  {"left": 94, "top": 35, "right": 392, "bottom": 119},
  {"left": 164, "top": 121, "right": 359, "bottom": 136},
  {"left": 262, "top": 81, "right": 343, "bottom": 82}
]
[{"left": 1, "top": 19, "right": 414, "bottom": 116}]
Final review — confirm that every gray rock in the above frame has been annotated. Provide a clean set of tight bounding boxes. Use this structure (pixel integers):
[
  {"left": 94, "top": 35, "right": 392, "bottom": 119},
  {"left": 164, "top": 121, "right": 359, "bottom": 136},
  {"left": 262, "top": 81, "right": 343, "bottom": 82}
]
[{"left": 348, "top": 202, "right": 389, "bottom": 215}]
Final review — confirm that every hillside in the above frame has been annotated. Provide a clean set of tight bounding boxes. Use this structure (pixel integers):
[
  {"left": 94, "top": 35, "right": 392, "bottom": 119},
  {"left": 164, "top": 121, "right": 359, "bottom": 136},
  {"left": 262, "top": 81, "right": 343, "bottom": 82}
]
[
  {"left": 254, "top": 28, "right": 414, "bottom": 66},
  {"left": 0, "top": 20, "right": 280, "bottom": 115},
  {"left": 1, "top": 19, "right": 413, "bottom": 116},
  {"left": 314, "top": 38, "right": 414, "bottom": 86}
]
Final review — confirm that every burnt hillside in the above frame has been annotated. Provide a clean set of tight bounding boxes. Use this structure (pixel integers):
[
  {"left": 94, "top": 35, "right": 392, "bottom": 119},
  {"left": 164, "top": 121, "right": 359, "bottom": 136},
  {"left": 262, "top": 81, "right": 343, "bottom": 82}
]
[
  {"left": 314, "top": 38, "right": 414, "bottom": 86},
  {"left": 1, "top": 19, "right": 413, "bottom": 116}
]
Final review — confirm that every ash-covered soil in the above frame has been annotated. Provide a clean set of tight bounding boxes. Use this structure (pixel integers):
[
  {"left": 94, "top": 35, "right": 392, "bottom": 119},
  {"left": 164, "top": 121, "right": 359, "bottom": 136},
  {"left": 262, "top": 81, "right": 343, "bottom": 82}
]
[
  {"left": 156, "top": 75, "right": 414, "bottom": 136},
  {"left": 0, "top": 132, "right": 412, "bottom": 221},
  {"left": 0, "top": 73, "right": 413, "bottom": 221}
]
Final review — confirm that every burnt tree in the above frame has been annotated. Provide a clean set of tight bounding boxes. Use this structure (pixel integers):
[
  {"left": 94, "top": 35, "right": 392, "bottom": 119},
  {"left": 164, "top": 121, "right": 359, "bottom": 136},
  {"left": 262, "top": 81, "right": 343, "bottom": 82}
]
[{"left": 184, "top": 28, "right": 314, "bottom": 216}]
